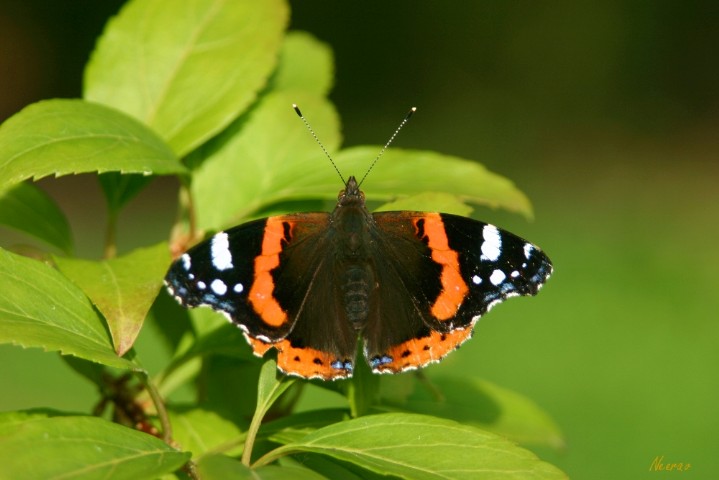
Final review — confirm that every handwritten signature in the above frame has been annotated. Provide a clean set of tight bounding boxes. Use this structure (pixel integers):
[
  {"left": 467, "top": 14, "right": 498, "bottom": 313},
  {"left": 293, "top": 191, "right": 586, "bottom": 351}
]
[{"left": 650, "top": 456, "right": 692, "bottom": 472}]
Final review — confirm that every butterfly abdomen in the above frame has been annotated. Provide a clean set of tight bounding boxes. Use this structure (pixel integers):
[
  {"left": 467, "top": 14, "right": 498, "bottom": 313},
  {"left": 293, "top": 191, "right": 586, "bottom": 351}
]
[{"left": 342, "top": 264, "right": 374, "bottom": 330}]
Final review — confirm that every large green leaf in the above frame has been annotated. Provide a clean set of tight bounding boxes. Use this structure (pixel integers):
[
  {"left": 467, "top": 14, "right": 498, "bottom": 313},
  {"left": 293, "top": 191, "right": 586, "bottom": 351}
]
[
  {"left": 0, "top": 247, "right": 134, "bottom": 370},
  {"left": 191, "top": 90, "right": 341, "bottom": 230},
  {"left": 334, "top": 147, "right": 534, "bottom": 218},
  {"left": 374, "top": 192, "right": 473, "bottom": 217},
  {"left": 198, "top": 454, "right": 327, "bottom": 480},
  {"left": 192, "top": 107, "right": 531, "bottom": 231},
  {"left": 54, "top": 243, "right": 172, "bottom": 356},
  {"left": 169, "top": 408, "right": 243, "bottom": 459},
  {"left": 155, "top": 320, "right": 256, "bottom": 400},
  {"left": 280, "top": 454, "right": 377, "bottom": 480},
  {"left": 259, "top": 413, "right": 566, "bottom": 479},
  {"left": 271, "top": 31, "right": 334, "bottom": 96},
  {"left": 379, "top": 376, "right": 565, "bottom": 449},
  {"left": 261, "top": 409, "right": 350, "bottom": 445},
  {"left": 0, "top": 182, "right": 73, "bottom": 254},
  {"left": 0, "top": 411, "right": 189, "bottom": 480},
  {"left": 162, "top": 323, "right": 253, "bottom": 380},
  {"left": 84, "top": 0, "right": 289, "bottom": 156},
  {"left": 0, "top": 99, "right": 183, "bottom": 194},
  {"left": 98, "top": 172, "right": 155, "bottom": 213},
  {"left": 242, "top": 359, "right": 296, "bottom": 464},
  {"left": 249, "top": 144, "right": 533, "bottom": 217}
]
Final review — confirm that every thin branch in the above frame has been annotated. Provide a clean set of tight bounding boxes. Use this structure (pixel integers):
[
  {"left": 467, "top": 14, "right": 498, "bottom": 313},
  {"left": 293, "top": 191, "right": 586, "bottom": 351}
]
[{"left": 141, "top": 372, "right": 173, "bottom": 443}]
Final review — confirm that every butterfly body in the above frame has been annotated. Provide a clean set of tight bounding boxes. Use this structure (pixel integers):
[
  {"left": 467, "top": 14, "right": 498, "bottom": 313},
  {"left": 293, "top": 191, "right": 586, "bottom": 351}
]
[{"left": 165, "top": 175, "right": 552, "bottom": 380}]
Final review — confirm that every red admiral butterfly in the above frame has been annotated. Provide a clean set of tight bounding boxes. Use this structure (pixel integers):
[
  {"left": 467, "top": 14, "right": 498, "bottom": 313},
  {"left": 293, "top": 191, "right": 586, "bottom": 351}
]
[{"left": 165, "top": 106, "right": 553, "bottom": 380}]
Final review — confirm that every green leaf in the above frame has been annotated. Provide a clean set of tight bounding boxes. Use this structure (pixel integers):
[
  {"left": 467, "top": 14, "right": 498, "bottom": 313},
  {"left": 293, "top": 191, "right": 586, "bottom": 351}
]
[
  {"left": 0, "top": 408, "right": 62, "bottom": 426},
  {"left": 381, "top": 376, "right": 565, "bottom": 449},
  {"left": 209, "top": 143, "right": 530, "bottom": 219},
  {"left": 0, "top": 182, "right": 73, "bottom": 253},
  {"left": 256, "top": 361, "right": 296, "bottom": 418},
  {"left": 201, "top": 356, "right": 264, "bottom": 423},
  {"left": 188, "top": 303, "right": 228, "bottom": 336},
  {"left": 146, "top": 289, "right": 194, "bottom": 356},
  {"left": 0, "top": 99, "right": 184, "bottom": 194},
  {"left": 63, "top": 355, "right": 107, "bottom": 387},
  {"left": 169, "top": 408, "right": 243, "bottom": 459},
  {"left": 98, "top": 172, "right": 155, "bottom": 213},
  {"left": 272, "top": 31, "right": 334, "bottom": 96},
  {"left": 156, "top": 320, "right": 253, "bottom": 395},
  {"left": 282, "top": 454, "right": 384, "bottom": 480},
  {"left": 335, "top": 147, "right": 534, "bottom": 219},
  {"left": 54, "top": 242, "right": 172, "bottom": 356},
  {"left": 163, "top": 323, "right": 253, "bottom": 379},
  {"left": 192, "top": 90, "right": 341, "bottom": 230},
  {"left": 0, "top": 247, "right": 134, "bottom": 370},
  {"left": 0, "top": 411, "right": 189, "bottom": 480},
  {"left": 345, "top": 345, "right": 380, "bottom": 418},
  {"left": 259, "top": 413, "right": 567, "bottom": 480},
  {"left": 261, "top": 409, "right": 350, "bottom": 445},
  {"left": 84, "top": 0, "right": 289, "bottom": 156},
  {"left": 193, "top": 121, "right": 531, "bottom": 231},
  {"left": 375, "top": 192, "right": 473, "bottom": 217},
  {"left": 198, "top": 454, "right": 327, "bottom": 480},
  {"left": 242, "top": 359, "right": 296, "bottom": 465}
]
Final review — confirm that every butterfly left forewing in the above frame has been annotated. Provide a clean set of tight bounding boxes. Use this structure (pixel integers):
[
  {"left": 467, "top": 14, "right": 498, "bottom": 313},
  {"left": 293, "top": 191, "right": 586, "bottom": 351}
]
[
  {"left": 165, "top": 218, "right": 274, "bottom": 333},
  {"left": 165, "top": 213, "right": 359, "bottom": 380}
]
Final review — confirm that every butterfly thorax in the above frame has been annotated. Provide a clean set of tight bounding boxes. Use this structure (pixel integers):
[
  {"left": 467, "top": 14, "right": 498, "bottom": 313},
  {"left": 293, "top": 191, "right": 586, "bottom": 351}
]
[{"left": 332, "top": 176, "right": 376, "bottom": 329}]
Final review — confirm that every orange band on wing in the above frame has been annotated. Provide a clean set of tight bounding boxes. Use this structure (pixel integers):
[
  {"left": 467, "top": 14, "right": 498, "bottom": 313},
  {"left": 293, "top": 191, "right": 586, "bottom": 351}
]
[
  {"left": 245, "top": 335, "right": 273, "bottom": 356},
  {"left": 244, "top": 334, "right": 351, "bottom": 381},
  {"left": 418, "top": 214, "right": 469, "bottom": 320},
  {"left": 248, "top": 217, "right": 289, "bottom": 327},
  {"left": 374, "top": 327, "right": 474, "bottom": 373}
]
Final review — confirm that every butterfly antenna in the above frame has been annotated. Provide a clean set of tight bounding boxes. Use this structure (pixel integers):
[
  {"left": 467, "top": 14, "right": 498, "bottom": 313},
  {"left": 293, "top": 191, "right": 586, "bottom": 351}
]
[
  {"left": 358, "top": 107, "right": 416, "bottom": 188},
  {"left": 293, "top": 104, "right": 345, "bottom": 184}
]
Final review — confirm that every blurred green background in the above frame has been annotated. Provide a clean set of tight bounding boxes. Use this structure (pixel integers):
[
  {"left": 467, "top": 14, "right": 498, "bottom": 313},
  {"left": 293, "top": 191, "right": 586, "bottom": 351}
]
[{"left": 1, "top": 2, "right": 717, "bottom": 479}]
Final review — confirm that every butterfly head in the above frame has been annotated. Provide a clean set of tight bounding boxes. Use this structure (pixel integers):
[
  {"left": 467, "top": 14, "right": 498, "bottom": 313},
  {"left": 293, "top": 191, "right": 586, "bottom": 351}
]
[{"left": 338, "top": 176, "right": 365, "bottom": 207}]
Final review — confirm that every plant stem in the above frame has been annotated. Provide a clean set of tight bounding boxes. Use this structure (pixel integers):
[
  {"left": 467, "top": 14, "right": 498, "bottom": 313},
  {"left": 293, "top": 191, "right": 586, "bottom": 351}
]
[
  {"left": 241, "top": 361, "right": 295, "bottom": 467},
  {"left": 182, "top": 460, "right": 200, "bottom": 480},
  {"left": 178, "top": 182, "right": 197, "bottom": 241},
  {"left": 136, "top": 367, "right": 199, "bottom": 479},
  {"left": 241, "top": 401, "right": 265, "bottom": 466},
  {"left": 141, "top": 372, "right": 173, "bottom": 443}
]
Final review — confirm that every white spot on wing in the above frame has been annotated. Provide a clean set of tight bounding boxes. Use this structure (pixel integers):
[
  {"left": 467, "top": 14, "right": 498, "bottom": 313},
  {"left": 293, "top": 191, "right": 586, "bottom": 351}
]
[
  {"left": 472, "top": 274, "right": 482, "bottom": 285},
  {"left": 211, "top": 279, "right": 227, "bottom": 295},
  {"left": 481, "top": 224, "right": 502, "bottom": 261},
  {"left": 511, "top": 270, "right": 520, "bottom": 278},
  {"left": 523, "top": 243, "right": 534, "bottom": 260},
  {"left": 489, "top": 269, "right": 506, "bottom": 286},
  {"left": 234, "top": 283, "right": 244, "bottom": 293},
  {"left": 181, "top": 253, "right": 191, "bottom": 271},
  {"left": 211, "top": 232, "right": 234, "bottom": 271},
  {"left": 197, "top": 281, "right": 206, "bottom": 290}
]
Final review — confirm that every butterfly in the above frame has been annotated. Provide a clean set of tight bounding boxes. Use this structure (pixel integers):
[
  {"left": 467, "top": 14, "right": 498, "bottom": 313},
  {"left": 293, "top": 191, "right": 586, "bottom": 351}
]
[{"left": 165, "top": 106, "right": 553, "bottom": 380}]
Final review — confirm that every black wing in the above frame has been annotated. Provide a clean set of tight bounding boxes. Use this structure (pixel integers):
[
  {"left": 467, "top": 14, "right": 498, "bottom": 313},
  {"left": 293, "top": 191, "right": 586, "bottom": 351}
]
[
  {"left": 364, "top": 212, "right": 553, "bottom": 373},
  {"left": 165, "top": 213, "right": 358, "bottom": 380}
]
